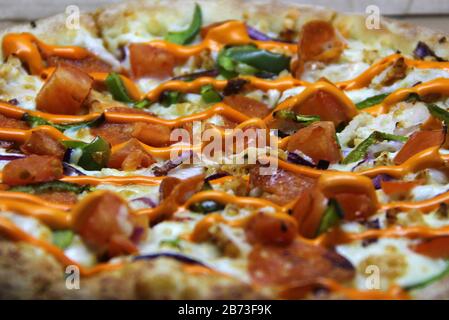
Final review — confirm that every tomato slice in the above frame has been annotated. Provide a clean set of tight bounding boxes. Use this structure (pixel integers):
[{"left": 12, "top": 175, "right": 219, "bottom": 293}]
[
  {"left": 92, "top": 122, "right": 172, "bottom": 147},
  {"left": 46, "top": 55, "right": 112, "bottom": 73},
  {"left": 73, "top": 191, "right": 148, "bottom": 257},
  {"left": 108, "top": 138, "right": 155, "bottom": 171},
  {"left": 91, "top": 123, "right": 134, "bottom": 146},
  {"left": 129, "top": 43, "right": 176, "bottom": 79},
  {"left": 292, "top": 90, "right": 350, "bottom": 127},
  {"left": 0, "top": 114, "right": 29, "bottom": 129},
  {"left": 2, "top": 155, "right": 63, "bottom": 186},
  {"left": 20, "top": 131, "right": 65, "bottom": 159},
  {"left": 292, "top": 186, "right": 327, "bottom": 238},
  {"left": 131, "top": 122, "right": 172, "bottom": 147},
  {"left": 223, "top": 95, "right": 271, "bottom": 119},
  {"left": 249, "top": 166, "right": 315, "bottom": 205},
  {"left": 151, "top": 175, "right": 205, "bottom": 225},
  {"left": 411, "top": 237, "right": 449, "bottom": 259},
  {"left": 287, "top": 121, "right": 341, "bottom": 164},
  {"left": 36, "top": 64, "right": 93, "bottom": 115},
  {"left": 248, "top": 240, "right": 354, "bottom": 286},
  {"left": 333, "top": 193, "right": 377, "bottom": 221},
  {"left": 298, "top": 20, "right": 343, "bottom": 63},
  {"left": 245, "top": 212, "right": 297, "bottom": 246},
  {"left": 394, "top": 130, "right": 445, "bottom": 165},
  {"left": 159, "top": 176, "right": 182, "bottom": 201}
]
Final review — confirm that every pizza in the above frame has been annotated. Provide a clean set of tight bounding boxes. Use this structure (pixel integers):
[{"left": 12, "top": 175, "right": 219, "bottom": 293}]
[{"left": 0, "top": 0, "right": 449, "bottom": 300}]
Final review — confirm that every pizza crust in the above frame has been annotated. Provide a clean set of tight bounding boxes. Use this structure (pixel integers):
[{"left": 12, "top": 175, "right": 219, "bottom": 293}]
[
  {"left": 0, "top": 0, "right": 449, "bottom": 300},
  {"left": 0, "top": 241, "right": 265, "bottom": 299}
]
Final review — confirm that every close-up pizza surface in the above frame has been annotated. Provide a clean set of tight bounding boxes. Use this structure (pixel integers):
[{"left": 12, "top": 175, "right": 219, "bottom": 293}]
[{"left": 0, "top": 0, "right": 449, "bottom": 300}]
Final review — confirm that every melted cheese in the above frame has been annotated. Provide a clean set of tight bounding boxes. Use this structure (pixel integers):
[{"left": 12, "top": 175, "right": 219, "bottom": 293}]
[
  {"left": 0, "top": 57, "right": 43, "bottom": 110},
  {"left": 337, "top": 238, "right": 447, "bottom": 289}
]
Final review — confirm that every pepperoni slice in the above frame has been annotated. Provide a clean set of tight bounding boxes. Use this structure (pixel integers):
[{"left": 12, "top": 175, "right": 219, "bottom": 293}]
[
  {"left": 223, "top": 95, "right": 271, "bottom": 119},
  {"left": 36, "top": 64, "right": 93, "bottom": 115},
  {"left": 20, "top": 131, "right": 65, "bottom": 159},
  {"left": 287, "top": 121, "right": 341, "bottom": 164},
  {"left": 108, "top": 138, "right": 155, "bottom": 171},
  {"left": 298, "top": 20, "right": 343, "bottom": 63},
  {"left": 72, "top": 191, "right": 148, "bottom": 257},
  {"left": 394, "top": 130, "right": 445, "bottom": 165},
  {"left": 0, "top": 114, "right": 29, "bottom": 129},
  {"left": 292, "top": 90, "right": 350, "bottom": 127},
  {"left": 46, "top": 55, "right": 112, "bottom": 73},
  {"left": 2, "top": 155, "right": 63, "bottom": 186},
  {"left": 245, "top": 212, "right": 297, "bottom": 246},
  {"left": 248, "top": 240, "right": 354, "bottom": 286},
  {"left": 129, "top": 43, "right": 176, "bottom": 79},
  {"left": 249, "top": 166, "right": 315, "bottom": 205}
]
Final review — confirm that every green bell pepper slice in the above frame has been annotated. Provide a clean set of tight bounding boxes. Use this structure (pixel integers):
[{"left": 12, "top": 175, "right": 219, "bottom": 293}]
[{"left": 165, "top": 4, "right": 202, "bottom": 45}]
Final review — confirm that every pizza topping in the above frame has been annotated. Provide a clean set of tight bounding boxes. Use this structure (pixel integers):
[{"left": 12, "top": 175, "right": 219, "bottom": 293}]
[
  {"left": 165, "top": 4, "right": 202, "bottom": 45},
  {"left": 248, "top": 239, "right": 354, "bottom": 286},
  {"left": 52, "top": 229, "right": 75, "bottom": 249},
  {"left": 381, "top": 180, "right": 423, "bottom": 197},
  {"left": 45, "top": 55, "right": 112, "bottom": 73},
  {"left": 129, "top": 43, "right": 177, "bottom": 79},
  {"left": 287, "top": 121, "right": 341, "bottom": 164},
  {"left": 245, "top": 212, "right": 297, "bottom": 246},
  {"left": 36, "top": 64, "right": 93, "bottom": 115},
  {"left": 200, "top": 84, "right": 222, "bottom": 104},
  {"left": 295, "top": 20, "right": 344, "bottom": 77},
  {"left": 333, "top": 193, "right": 377, "bottom": 221},
  {"left": 217, "top": 45, "right": 291, "bottom": 78},
  {"left": 223, "top": 95, "right": 271, "bottom": 118},
  {"left": 20, "top": 131, "right": 65, "bottom": 159},
  {"left": 316, "top": 199, "right": 344, "bottom": 236},
  {"left": 105, "top": 72, "right": 134, "bottom": 103},
  {"left": 426, "top": 103, "right": 449, "bottom": 125},
  {"left": 9, "top": 180, "right": 89, "bottom": 195},
  {"left": 108, "top": 138, "right": 155, "bottom": 171},
  {"left": 22, "top": 113, "right": 105, "bottom": 132},
  {"left": 394, "top": 129, "right": 445, "bottom": 165},
  {"left": 413, "top": 41, "right": 446, "bottom": 62},
  {"left": 2, "top": 155, "right": 63, "bottom": 186},
  {"left": 63, "top": 137, "right": 111, "bottom": 171},
  {"left": 291, "top": 90, "right": 351, "bottom": 127},
  {"left": 355, "top": 93, "right": 390, "bottom": 109},
  {"left": 410, "top": 236, "right": 449, "bottom": 259},
  {"left": 0, "top": 113, "right": 29, "bottom": 129},
  {"left": 38, "top": 191, "right": 78, "bottom": 205},
  {"left": 273, "top": 109, "right": 320, "bottom": 125},
  {"left": 72, "top": 191, "right": 148, "bottom": 257},
  {"left": 249, "top": 166, "right": 315, "bottom": 205},
  {"left": 343, "top": 131, "right": 407, "bottom": 164},
  {"left": 380, "top": 57, "right": 408, "bottom": 86},
  {"left": 92, "top": 122, "right": 172, "bottom": 147}
]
